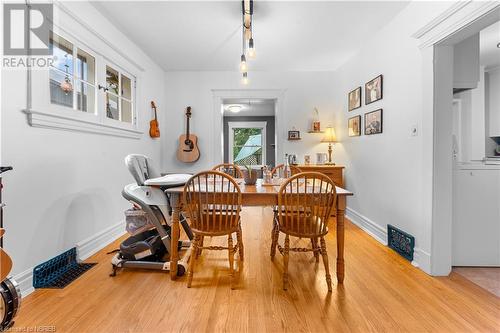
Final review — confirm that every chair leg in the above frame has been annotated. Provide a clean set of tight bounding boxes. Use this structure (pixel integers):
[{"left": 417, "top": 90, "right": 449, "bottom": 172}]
[
  {"left": 283, "top": 234, "right": 290, "bottom": 291},
  {"left": 187, "top": 235, "right": 199, "bottom": 288},
  {"left": 311, "top": 238, "right": 319, "bottom": 263},
  {"left": 237, "top": 224, "right": 244, "bottom": 261},
  {"left": 196, "top": 236, "right": 204, "bottom": 259},
  {"left": 270, "top": 219, "right": 279, "bottom": 260},
  {"left": 228, "top": 234, "right": 235, "bottom": 289},
  {"left": 320, "top": 237, "right": 332, "bottom": 292}
]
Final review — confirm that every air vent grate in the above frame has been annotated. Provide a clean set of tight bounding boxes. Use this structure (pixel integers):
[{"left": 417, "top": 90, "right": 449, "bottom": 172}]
[{"left": 387, "top": 224, "right": 415, "bottom": 261}]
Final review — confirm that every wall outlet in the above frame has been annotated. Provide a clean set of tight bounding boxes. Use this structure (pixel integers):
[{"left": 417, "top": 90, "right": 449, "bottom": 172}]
[{"left": 411, "top": 125, "right": 418, "bottom": 137}]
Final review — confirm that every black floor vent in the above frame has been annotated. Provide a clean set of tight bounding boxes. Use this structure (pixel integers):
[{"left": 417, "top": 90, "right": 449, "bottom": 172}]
[
  {"left": 33, "top": 247, "right": 96, "bottom": 289},
  {"left": 387, "top": 224, "right": 415, "bottom": 261}
]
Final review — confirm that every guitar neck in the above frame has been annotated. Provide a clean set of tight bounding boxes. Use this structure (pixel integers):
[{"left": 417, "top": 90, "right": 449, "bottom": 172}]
[{"left": 186, "top": 117, "right": 190, "bottom": 139}]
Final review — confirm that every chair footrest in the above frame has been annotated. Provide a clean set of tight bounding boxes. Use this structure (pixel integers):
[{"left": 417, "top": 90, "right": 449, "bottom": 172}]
[{"left": 277, "top": 245, "right": 318, "bottom": 254}]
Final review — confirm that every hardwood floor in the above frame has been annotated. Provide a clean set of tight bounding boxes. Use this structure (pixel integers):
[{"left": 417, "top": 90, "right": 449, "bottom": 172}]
[{"left": 14, "top": 207, "right": 500, "bottom": 332}]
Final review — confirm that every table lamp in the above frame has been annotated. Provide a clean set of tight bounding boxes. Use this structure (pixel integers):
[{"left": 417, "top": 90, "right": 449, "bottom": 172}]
[{"left": 321, "top": 126, "right": 337, "bottom": 165}]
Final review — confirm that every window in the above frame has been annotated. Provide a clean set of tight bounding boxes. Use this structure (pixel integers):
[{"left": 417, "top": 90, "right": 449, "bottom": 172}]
[
  {"left": 49, "top": 32, "right": 96, "bottom": 113},
  {"left": 46, "top": 32, "right": 136, "bottom": 126},
  {"left": 228, "top": 122, "right": 267, "bottom": 166},
  {"left": 105, "top": 65, "right": 134, "bottom": 123}
]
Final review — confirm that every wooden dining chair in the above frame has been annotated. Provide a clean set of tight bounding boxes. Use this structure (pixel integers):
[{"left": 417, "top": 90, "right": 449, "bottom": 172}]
[
  {"left": 183, "top": 170, "right": 243, "bottom": 289},
  {"left": 212, "top": 163, "right": 244, "bottom": 179},
  {"left": 271, "top": 164, "right": 302, "bottom": 178},
  {"left": 271, "top": 172, "right": 337, "bottom": 291}
]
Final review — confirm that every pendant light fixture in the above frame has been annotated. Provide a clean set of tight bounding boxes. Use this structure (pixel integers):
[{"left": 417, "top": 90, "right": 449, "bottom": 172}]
[
  {"left": 239, "top": 0, "right": 255, "bottom": 83},
  {"left": 60, "top": 54, "right": 73, "bottom": 95}
]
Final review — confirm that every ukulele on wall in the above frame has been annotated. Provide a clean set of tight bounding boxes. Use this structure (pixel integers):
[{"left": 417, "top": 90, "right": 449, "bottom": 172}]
[
  {"left": 176, "top": 106, "right": 200, "bottom": 163},
  {"left": 149, "top": 101, "right": 160, "bottom": 138}
]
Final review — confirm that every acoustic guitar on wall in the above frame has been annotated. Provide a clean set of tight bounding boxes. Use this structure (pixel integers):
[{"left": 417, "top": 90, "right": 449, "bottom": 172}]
[
  {"left": 176, "top": 106, "right": 200, "bottom": 163},
  {"left": 149, "top": 101, "right": 160, "bottom": 138}
]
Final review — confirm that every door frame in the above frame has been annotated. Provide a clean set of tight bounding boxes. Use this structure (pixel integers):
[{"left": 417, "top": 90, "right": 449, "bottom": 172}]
[{"left": 211, "top": 89, "right": 285, "bottom": 167}]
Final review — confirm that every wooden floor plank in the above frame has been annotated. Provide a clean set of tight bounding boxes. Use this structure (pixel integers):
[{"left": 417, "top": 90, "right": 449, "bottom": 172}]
[{"left": 13, "top": 207, "right": 500, "bottom": 332}]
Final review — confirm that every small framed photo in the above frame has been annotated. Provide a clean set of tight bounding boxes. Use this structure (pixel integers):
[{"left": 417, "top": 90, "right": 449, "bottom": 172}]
[
  {"left": 304, "top": 155, "right": 311, "bottom": 165},
  {"left": 288, "top": 130, "right": 301, "bottom": 140},
  {"left": 348, "top": 115, "right": 361, "bottom": 137},
  {"left": 365, "top": 75, "right": 383, "bottom": 105},
  {"left": 365, "top": 109, "right": 383, "bottom": 135},
  {"left": 348, "top": 87, "right": 361, "bottom": 111}
]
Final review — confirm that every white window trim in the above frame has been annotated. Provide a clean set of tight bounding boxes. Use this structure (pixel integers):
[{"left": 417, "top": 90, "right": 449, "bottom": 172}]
[
  {"left": 228, "top": 121, "right": 267, "bottom": 166},
  {"left": 23, "top": 23, "right": 143, "bottom": 139}
]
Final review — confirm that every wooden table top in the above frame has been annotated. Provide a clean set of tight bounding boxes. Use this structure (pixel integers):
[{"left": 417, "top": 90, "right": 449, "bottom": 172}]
[{"left": 165, "top": 178, "right": 353, "bottom": 197}]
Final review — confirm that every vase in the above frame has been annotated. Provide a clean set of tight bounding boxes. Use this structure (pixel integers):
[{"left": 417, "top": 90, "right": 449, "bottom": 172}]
[{"left": 243, "top": 169, "right": 257, "bottom": 185}]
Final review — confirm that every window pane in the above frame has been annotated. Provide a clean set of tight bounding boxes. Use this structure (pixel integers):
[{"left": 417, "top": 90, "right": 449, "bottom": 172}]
[
  {"left": 106, "top": 66, "right": 119, "bottom": 95},
  {"left": 50, "top": 32, "right": 73, "bottom": 74},
  {"left": 121, "top": 100, "right": 132, "bottom": 123},
  {"left": 232, "top": 128, "right": 263, "bottom": 165},
  {"left": 76, "top": 48, "right": 95, "bottom": 84},
  {"left": 121, "top": 74, "right": 132, "bottom": 99},
  {"left": 76, "top": 81, "right": 95, "bottom": 113},
  {"left": 50, "top": 69, "right": 73, "bottom": 108},
  {"left": 106, "top": 93, "right": 119, "bottom": 120}
]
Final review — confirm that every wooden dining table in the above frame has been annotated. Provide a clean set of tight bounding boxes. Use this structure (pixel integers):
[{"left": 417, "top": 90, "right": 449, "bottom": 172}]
[{"left": 164, "top": 179, "right": 353, "bottom": 283}]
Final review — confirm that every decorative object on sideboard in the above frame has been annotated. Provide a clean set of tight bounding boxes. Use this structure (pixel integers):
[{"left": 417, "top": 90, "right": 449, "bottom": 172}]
[
  {"left": 365, "top": 109, "right": 383, "bottom": 135},
  {"left": 321, "top": 126, "right": 337, "bottom": 165},
  {"left": 348, "top": 87, "right": 361, "bottom": 111},
  {"left": 348, "top": 115, "right": 361, "bottom": 137},
  {"left": 316, "top": 153, "right": 328, "bottom": 165},
  {"left": 304, "top": 155, "right": 311, "bottom": 165},
  {"left": 287, "top": 129, "right": 301, "bottom": 141},
  {"left": 365, "top": 75, "right": 383, "bottom": 105},
  {"left": 149, "top": 101, "right": 160, "bottom": 138},
  {"left": 176, "top": 106, "right": 200, "bottom": 163}
]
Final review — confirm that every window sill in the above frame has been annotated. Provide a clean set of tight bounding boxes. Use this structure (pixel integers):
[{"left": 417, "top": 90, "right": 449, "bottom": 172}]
[{"left": 23, "top": 109, "right": 143, "bottom": 139}]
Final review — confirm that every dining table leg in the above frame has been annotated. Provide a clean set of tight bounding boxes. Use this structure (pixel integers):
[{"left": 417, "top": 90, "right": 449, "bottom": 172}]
[
  {"left": 170, "top": 192, "right": 181, "bottom": 280},
  {"left": 336, "top": 195, "right": 346, "bottom": 283}
]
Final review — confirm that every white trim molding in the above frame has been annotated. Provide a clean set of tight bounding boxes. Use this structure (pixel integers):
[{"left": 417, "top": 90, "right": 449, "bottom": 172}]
[
  {"left": 345, "top": 207, "right": 387, "bottom": 245},
  {"left": 23, "top": 109, "right": 143, "bottom": 139},
  {"left": 76, "top": 220, "right": 126, "bottom": 261},
  {"left": 13, "top": 268, "right": 34, "bottom": 299}
]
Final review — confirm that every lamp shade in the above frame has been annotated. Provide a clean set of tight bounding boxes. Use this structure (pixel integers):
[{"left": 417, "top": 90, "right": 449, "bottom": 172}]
[{"left": 321, "top": 126, "right": 337, "bottom": 143}]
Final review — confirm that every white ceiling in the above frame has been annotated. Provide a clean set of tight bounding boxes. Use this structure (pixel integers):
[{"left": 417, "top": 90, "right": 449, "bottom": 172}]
[
  {"left": 92, "top": 1, "right": 410, "bottom": 71},
  {"left": 223, "top": 98, "right": 275, "bottom": 116},
  {"left": 480, "top": 21, "right": 500, "bottom": 70}
]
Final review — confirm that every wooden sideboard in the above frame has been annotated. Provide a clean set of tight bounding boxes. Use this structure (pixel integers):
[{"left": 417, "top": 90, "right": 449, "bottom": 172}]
[{"left": 295, "top": 164, "right": 345, "bottom": 188}]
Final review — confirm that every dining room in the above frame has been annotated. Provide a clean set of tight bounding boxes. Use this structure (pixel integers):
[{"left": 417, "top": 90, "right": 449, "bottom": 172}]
[{"left": 1, "top": 1, "right": 499, "bottom": 332}]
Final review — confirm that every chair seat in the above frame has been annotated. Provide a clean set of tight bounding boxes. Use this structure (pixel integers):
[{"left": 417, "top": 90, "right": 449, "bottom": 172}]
[
  {"left": 144, "top": 174, "right": 192, "bottom": 188},
  {"left": 274, "top": 214, "right": 329, "bottom": 238}
]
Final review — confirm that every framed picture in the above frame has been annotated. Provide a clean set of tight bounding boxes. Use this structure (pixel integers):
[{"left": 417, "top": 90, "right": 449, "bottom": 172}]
[
  {"left": 364, "top": 109, "right": 383, "bottom": 135},
  {"left": 365, "top": 75, "right": 383, "bottom": 105},
  {"left": 348, "top": 87, "right": 361, "bottom": 111},
  {"left": 304, "top": 155, "right": 311, "bottom": 165},
  {"left": 348, "top": 115, "right": 361, "bottom": 137},
  {"left": 288, "top": 130, "right": 300, "bottom": 140}
]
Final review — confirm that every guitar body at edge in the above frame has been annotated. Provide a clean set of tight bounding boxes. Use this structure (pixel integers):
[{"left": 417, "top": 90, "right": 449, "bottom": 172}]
[{"left": 176, "top": 134, "right": 200, "bottom": 163}]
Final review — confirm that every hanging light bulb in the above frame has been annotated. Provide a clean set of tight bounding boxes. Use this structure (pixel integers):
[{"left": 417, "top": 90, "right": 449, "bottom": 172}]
[
  {"left": 240, "top": 54, "right": 248, "bottom": 72},
  {"left": 248, "top": 38, "right": 256, "bottom": 59},
  {"left": 242, "top": 72, "right": 249, "bottom": 85}
]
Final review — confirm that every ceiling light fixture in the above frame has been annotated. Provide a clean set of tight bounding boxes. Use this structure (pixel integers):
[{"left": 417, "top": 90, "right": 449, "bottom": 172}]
[
  {"left": 227, "top": 104, "right": 243, "bottom": 113},
  {"left": 242, "top": 72, "right": 249, "bottom": 85},
  {"left": 239, "top": 0, "right": 255, "bottom": 82},
  {"left": 497, "top": 42, "right": 500, "bottom": 48}
]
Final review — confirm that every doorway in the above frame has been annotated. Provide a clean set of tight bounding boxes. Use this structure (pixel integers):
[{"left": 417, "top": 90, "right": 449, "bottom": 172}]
[{"left": 222, "top": 98, "right": 276, "bottom": 169}]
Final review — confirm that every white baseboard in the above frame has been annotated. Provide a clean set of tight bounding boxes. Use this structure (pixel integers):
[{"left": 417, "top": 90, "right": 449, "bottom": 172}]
[
  {"left": 12, "top": 268, "right": 34, "bottom": 298},
  {"left": 345, "top": 207, "right": 387, "bottom": 245},
  {"left": 345, "top": 207, "right": 431, "bottom": 273},
  {"left": 13, "top": 220, "right": 125, "bottom": 298},
  {"left": 76, "top": 220, "right": 126, "bottom": 261}
]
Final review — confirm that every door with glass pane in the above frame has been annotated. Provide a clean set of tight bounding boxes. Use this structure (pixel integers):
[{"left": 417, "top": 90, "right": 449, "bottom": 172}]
[{"left": 228, "top": 122, "right": 267, "bottom": 166}]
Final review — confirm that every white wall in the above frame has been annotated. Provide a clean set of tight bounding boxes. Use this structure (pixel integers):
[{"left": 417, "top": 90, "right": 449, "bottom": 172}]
[
  {"left": 162, "top": 71, "right": 336, "bottom": 173},
  {"left": 328, "top": 1, "right": 452, "bottom": 272},
  {"left": 0, "top": 2, "right": 164, "bottom": 290},
  {"left": 487, "top": 68, "right": 500, "bottom": 137}
]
